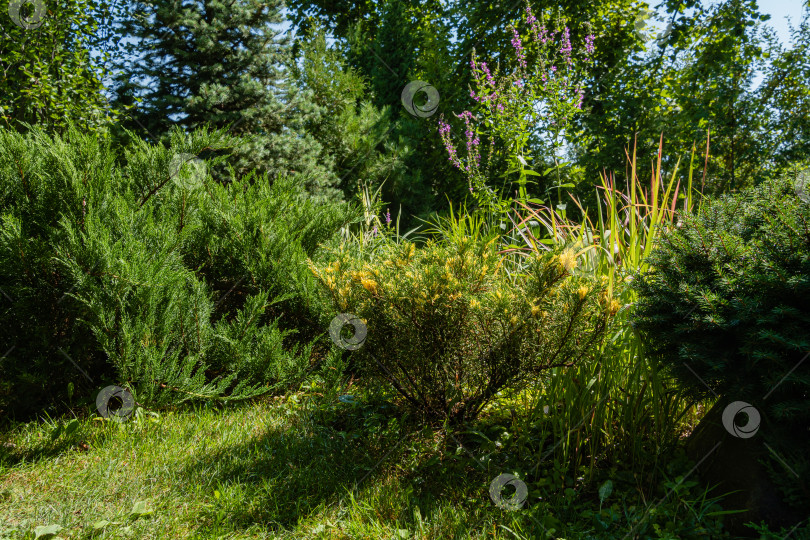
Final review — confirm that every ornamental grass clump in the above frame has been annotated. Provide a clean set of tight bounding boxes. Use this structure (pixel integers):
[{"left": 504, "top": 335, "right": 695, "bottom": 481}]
[{"left": 310, "top": 234, "right": 615, "bottom": 423}]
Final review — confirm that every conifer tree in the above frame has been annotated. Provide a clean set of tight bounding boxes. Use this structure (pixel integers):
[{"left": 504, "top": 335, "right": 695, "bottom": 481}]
[{"left": 112, "top": 0, "right": 338, "bottom": 198}]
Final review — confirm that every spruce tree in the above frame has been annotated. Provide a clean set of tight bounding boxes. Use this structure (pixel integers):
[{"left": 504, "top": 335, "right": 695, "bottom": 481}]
[{"left": 112, "top": 0, "right": 338, "bottom": 198}]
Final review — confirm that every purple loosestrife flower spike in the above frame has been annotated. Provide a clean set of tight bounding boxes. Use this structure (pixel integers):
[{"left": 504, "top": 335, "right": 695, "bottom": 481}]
[
  {"left": 526, "top": 7, "right": 542, "bottom": 43},
  {"left": 480, "top": 62, "right": 494, "bottom": 86},
  {"left": 561, "top": 27, "right": 572, "bottom": 63},
  {"left": 439, "top": 117, "right": 463, "bottom": 171},
  {"left": 539, "top": 25, "right": 549, "bottom": 45},
  {"left": 385, "top": 209, "right": 392, "bottom": 225},
  {"left": 511, "top": 28, "right": 527, "bottom": 69},
  {"left": 525, "top": 5, "right": 536, "bottom": 25}
]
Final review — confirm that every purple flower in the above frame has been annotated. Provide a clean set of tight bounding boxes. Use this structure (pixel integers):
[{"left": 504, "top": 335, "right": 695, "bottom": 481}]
[
  {"left": 560, "top": 27, "right": 572, "bottom": 62},
  {"left": 385, "top": 209, "right": 392, "bottom": 225},
  {"left": 525, "top": 6, "right": 536, "bottom": 25},
  {"left": 480, "top": 62, "right": 494, "bottom": 85},
  {"left": 585, "top": 34, "right": 595, "bottom": 55},
  {"left": 525, "top": 7, "right": 544, "bottom": 44},
  {"left": 438, "top": 119, "right": 452, "bottom": 136},
  {"left": 511, "top": 28, "right": 527, "bottom": 69},
  {"left": 538, "top": 25, "right": 549, "bottom": 45}
]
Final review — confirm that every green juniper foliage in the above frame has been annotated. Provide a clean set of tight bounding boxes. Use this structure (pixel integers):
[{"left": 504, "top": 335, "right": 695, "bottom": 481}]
[
  {"left": 0, "top": 125, "right": 357, "bottom": 420},
  {"left": 632, "top": 176, "right": 810, "bottom": 508}
]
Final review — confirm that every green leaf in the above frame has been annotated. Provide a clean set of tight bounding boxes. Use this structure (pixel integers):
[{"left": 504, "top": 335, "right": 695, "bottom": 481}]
[
  {"left": 129, "top": 500, "right": 153, "bottom": 518},
  {"left": 598, "top": 480, "right": 614, "bottom": 503},
  {"left": 91, "top": 521, "right": 110, "bottom": 531},
  {"left": 49, "top": 423, "right": 63, "bottom": 441},
  {"left": 33, "top": 525, "right": 62, "bottom": 539},
  {"left": 63, "top": 419, "right": 79, "bottom": 437}
]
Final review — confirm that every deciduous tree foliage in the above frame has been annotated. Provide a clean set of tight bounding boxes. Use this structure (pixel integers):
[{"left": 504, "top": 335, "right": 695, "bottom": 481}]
[
  {"left": 290, "top": 0, "right": 810, "bottom": 209},
  {"left": 287, "top": 0, "right": 650, "bottom": 219},
  {"left": 0, "top": 0, "right": 119, "bottom": 132},
  {"left": 577, "top": 0, "right": 810, "bottom": 195}
]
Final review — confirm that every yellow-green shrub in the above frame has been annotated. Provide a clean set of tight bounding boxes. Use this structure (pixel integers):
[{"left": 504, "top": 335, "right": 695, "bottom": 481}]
[{"left": 310, "top": 236, "right": 617, "bottom": 423}]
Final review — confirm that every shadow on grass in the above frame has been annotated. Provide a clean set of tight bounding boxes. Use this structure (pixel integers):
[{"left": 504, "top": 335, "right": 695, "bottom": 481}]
[
  {"left": 0, "top": 409, "right": 105, "bottom": 471},
  {"left": 177, "top": 404, "right": 419, "bottom": 534},
  {"left": 177, "top": 396, "right": 557, "bottom": 538}
]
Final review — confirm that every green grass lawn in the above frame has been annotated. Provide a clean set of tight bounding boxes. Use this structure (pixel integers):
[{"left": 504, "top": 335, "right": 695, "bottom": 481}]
[
  {"left": 2, "top": 392, "right": 804, "bottom": 540},
  {"left": 0, "top": 395, "right": 535, "bottom": 539}
]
